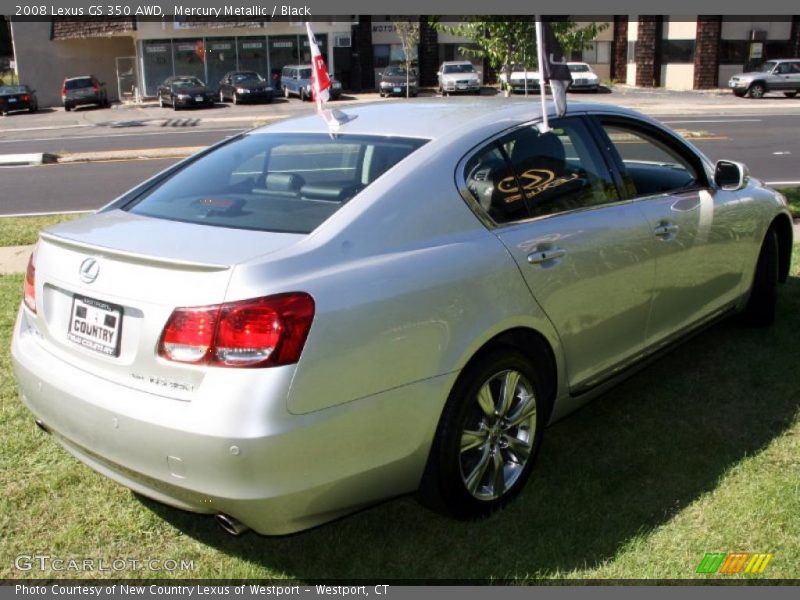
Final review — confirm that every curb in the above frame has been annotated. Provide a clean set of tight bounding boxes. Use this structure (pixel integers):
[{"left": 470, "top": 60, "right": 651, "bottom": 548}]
[
  {"left": 0, "top": 152, "right": 58, "bottom": 166},
  {"left": 56, "top": 146, "right": 204, "bottom": 164}
]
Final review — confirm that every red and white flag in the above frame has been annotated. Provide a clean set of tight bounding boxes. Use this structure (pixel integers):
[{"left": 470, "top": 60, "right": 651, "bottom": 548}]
[{"left": 305, "top": 22, "right": 332, "bottom": 111}]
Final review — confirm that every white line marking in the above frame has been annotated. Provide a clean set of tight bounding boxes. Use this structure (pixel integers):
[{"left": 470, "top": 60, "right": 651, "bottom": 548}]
[
  {"left": 0, "top": 209, "right": 94, "bottom": 218},
  {"left": 0, "top": 127, "right": 245, "bottom": 145},
  {"left": 661, "top": 119, "right": 762, "bottom": 124},
  {"left": 765, "top": 181, "right": 800, "bottom": 186},
  {"left": 772, "top": 151, "right": 792, "bottom": 155},
  {"left": 0, "top": 124, "right": 91, "bottom": 133}
]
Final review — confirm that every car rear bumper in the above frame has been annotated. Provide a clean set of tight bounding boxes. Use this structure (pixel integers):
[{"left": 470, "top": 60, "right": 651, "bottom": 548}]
[
  {"left": 11, "top": 304, "right": 446, "bottom": 534},
  {"left": 569, "top": 82, "right": 599, "bottom": 90}
]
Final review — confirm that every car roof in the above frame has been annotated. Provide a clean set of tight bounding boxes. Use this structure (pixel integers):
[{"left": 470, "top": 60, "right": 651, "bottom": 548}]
[
  {"left": 65, "top": 75, "right": 94, "bottom": 81},
  {"left": 252, "top": 99, "right": 646, "bottom": 141},
  {"left": 441, "top": 61, "right": 474, "bottom": 65}
]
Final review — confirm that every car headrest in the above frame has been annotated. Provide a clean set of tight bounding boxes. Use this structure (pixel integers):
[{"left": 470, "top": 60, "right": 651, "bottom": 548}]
[
  {"left": 265, "top": 173, "right": 303, "bottom": 192},
  {"left": 510, "top": 132, "right": 566, "bottom": 165}
]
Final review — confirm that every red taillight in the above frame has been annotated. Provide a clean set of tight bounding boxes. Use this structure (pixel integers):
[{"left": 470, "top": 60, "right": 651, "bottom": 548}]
[
  {"left": 21, "top": 95, "right": 29, "bottom": 102},
  {"left": 23, "top": 253, "right": 36, "bottom": 313},
  {"left": 61, "top": 83, "right": 67, "bottom": 96},
  {"left": 92, "top": 84, "right": 100, "bottom": 92},
  {"left": 158, "top": 293, "right": 314, "bottom": 368}
]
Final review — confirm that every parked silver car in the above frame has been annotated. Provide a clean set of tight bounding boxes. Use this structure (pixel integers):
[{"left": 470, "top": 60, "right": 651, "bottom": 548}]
[
  {"left": 12, "top": 100, "right": 793, "bottom": 536},
  {"left": 728, "top": 59, "right": 800, "bottom": 98},
  {"left": 437, "top": 61, "right": 482, "bottom": 95}
]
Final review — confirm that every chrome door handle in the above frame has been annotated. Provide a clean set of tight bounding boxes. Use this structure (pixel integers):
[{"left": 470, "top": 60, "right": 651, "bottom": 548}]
[
  {"left": 528, "top": 248, "right": 566, "bottom": 264},
  {"left": 654, "top": 223, "right": 679, "bottom": 238}
]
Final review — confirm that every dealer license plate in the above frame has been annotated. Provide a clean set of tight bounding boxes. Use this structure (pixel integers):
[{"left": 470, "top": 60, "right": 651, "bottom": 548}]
[{"left": 67, "top": 295, "right": 123, "bottom": 357}]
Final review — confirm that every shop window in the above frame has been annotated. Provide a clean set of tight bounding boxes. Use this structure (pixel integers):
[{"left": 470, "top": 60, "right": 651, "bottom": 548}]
[
  {"left": 719, "top": 40, "right": 747, "bottom": 65},
  {"left": 765, "top": 41, "right": 791, "bottom": 59},
  {"left": 581, "top": 41, "right": 611, "bottom": 64},
  {"left": 661, "top": 40, "right": 695, "bottom": 64}
]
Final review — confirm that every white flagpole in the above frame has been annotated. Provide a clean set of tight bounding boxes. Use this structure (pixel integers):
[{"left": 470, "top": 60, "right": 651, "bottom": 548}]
[{"left": 535, "top": 18, "right": 549, "bottom": 132}]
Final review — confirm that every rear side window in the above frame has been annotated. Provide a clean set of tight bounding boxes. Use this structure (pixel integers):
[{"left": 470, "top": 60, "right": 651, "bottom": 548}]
[
  {"left": 125, "top": 133, "right": 427, "bottom": 234},
  {"left": 65, "top": 78, "right": 93, "bottom": 90},
  {"left": 463, "top": 117, "right": 618, "bottom": 224}
]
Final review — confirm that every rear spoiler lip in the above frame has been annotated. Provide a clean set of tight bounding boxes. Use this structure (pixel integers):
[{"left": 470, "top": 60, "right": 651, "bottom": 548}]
[{"left": 39, "top": 231, "right": 231, "bottom": 272}]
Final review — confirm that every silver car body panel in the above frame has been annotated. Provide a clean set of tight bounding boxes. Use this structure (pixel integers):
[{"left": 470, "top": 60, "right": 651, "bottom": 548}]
[{"left": 11, "top": 99, "right": 792, "bottom": 534}]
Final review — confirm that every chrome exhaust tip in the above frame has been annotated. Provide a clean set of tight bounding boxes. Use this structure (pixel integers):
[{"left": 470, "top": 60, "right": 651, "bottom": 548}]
[
  {"left": 35, "top": 419, "right": 50, "bottom": 434},
  {"left": 215, "top": 513, "right": 249, "bottom": 536}
]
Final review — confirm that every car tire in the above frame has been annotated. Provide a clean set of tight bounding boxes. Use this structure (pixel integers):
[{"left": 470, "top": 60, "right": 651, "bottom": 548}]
[
  {"left": 418, "top": 348, "right": 547, "bottom": 520},
  {"left": 748, "top": 83, "right": 766, "bottom": 99},
  {"left": 64, "top": 105, "right": 72, "bottom": 112},
  {"left": 742, "top": 228, "right": 779, "bottom": 327},
  {"left": 784, "top": 92, "right": 797, "bottom": 98}
]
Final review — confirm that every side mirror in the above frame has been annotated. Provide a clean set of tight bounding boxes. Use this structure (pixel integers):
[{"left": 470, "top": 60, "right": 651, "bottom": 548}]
[{"left": 714, "top": 160, "right": 749, "bottom": 191}]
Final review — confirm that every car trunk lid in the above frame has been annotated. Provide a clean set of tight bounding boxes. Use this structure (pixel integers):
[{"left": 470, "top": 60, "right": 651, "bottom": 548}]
[{"left": 28, "top": 210, "right": 303, "bottom": 399}]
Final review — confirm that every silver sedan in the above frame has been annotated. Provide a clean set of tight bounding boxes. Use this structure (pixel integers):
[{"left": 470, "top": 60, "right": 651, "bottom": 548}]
[{"left": 11, "top": 100, "right": 793, "bottom": 535}]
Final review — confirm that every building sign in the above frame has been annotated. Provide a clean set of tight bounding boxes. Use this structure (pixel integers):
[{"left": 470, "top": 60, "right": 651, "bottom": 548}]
[
  {"left": 145, "top": 45, "right": 168, "bottom": 53},
  {"left": 210, "top": 43, "right": 232, "bottom": 50},
  {"left": 271, "top": 41, "right": 294, "bottom": 48},
  {"left": 241, "top": 42, "right": 263, "bottom": 49}
]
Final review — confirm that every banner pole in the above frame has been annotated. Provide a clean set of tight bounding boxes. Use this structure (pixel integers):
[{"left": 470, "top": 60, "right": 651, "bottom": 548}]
[{"left": 535, "top": 17, "right": 549, "bottom": 132}]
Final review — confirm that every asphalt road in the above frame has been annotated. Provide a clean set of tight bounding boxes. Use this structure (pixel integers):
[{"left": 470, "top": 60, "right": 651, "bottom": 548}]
[
  {"left": 1, "top": 108, "right": 799, "bottom": 216},
  {"left": 0, "top": 159, "right": 178, "bottom": 215}
]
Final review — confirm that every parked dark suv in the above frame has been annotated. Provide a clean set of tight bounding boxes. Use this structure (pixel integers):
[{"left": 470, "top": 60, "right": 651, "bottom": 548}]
[{"left": 62, "top": 76, "right": 109, "bottom": 111}]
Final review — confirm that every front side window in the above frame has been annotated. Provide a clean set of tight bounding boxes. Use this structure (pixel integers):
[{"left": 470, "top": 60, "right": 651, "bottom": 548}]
[
  {"left": 125, "top": 134, "right": 427, "bottom": 234},
  {"left": 463, "top": 118, "right": 618, "bottom": 224},
  {"left": 600, "top": 121, "right": 702, "bottom": 197}
]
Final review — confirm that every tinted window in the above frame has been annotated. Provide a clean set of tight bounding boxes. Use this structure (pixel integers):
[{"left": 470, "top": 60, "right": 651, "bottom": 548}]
[
  {"left": 443, "top": 64, "right": 475, "bottom": 74},
  {"left": 299, "top": 68, "right": 312, "bottom": 79},
  {"left": 65, "top": 78, "right": 93, "bottom": 90},
  {"left": 601, "top": 122, "right": 701, "bottom": 197},
  {"left": 568, "top": 64, "right": 591, "bottom": 73},
  {"left": 463, "top": 118, "right": 618, "bottom": 223},
  {"left": 504, "top": 119, "right": 618, "bottom": 218},
  {"left": 126, "top": 134, "right": 427, "bottom": 234}
]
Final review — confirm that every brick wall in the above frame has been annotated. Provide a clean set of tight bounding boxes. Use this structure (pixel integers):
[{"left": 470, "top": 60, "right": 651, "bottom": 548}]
[
  {"left": 51, "top": 18, "right": 136, "bottom": 40},
  {"left": 355, "top": 16, "right": 374, "bottom": 90},
  {"left": 693, "top": 16, "right": 721, "bottom": 89},
  {"left": 635, "top": 16, "right": 658, "bottom": 87},
  {"left": 611, "top": 15, "right": 627, "bottom": 82},
  {"left": 791, "top": 16, "right": 800, "bottom": 58},
  {"left": 419, "top": 17, "right": 438, "bottom": 87}
]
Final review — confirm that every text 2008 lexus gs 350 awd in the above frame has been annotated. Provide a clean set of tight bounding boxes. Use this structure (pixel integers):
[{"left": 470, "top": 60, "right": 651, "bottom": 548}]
[{"left": 12, "top": 100, "right": 793, "bottom": 535}]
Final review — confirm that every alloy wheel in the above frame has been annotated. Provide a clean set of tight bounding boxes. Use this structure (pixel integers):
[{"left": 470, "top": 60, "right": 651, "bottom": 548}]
[{"left": 458, "top": 369, "right": 537, "bottom": 501}]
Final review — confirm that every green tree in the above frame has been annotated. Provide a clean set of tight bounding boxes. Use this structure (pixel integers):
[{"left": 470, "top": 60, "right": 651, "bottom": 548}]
[
  {"left": 432, "top": 18, "right": 608, "bottom": 94},
  {"left": 394, "top": 21, "right": 420, "bottom": 98}
]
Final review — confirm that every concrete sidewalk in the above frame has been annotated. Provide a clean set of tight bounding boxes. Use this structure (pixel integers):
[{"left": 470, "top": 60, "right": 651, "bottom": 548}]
[{"left": 0, "top": 245, "right": 33, "bottom": 274}]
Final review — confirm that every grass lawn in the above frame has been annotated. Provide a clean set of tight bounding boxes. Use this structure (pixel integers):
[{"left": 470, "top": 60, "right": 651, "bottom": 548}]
[
  {"left": 1, "top": 246, "right": 798, "bottom": 582},
  {"left": 781, "top": 187, "right": 800, "bottom": 219},
  {"left": 0, "top": 214, "right": 83, "bottom": 247}
]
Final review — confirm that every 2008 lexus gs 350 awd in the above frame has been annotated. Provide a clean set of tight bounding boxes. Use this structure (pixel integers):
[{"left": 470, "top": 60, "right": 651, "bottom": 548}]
[{"left": 12, "top": 101, "right": 793, "bottom": 535}]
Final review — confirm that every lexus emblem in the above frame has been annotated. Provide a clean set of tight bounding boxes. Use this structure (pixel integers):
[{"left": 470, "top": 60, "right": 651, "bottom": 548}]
[{"left": 79, "top": 258, "right": 100, "bottom": 284}]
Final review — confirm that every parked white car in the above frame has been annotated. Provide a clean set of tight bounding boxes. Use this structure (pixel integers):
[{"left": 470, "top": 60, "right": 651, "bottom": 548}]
[{"left": 567, "top": 62, "right": 600, "bottom": 91}]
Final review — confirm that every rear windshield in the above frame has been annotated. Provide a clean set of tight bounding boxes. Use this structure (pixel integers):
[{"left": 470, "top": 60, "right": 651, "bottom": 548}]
[
  {"left": 0, "top": 86, "right": 26, "bottom": 93},
  {"left": 65, "top": 78, "right": 94, "bottom": 90},
  {"left": 125, "top": 133, "right": 428, "bottom": 234},
  {"left": 443, "top": 64, "right": 475, "bottom": 74}
]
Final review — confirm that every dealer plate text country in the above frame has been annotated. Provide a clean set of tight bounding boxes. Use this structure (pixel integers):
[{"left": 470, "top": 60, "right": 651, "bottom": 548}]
[{"left": 696, "top": 552, "right": 773, "bottom": 574}]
